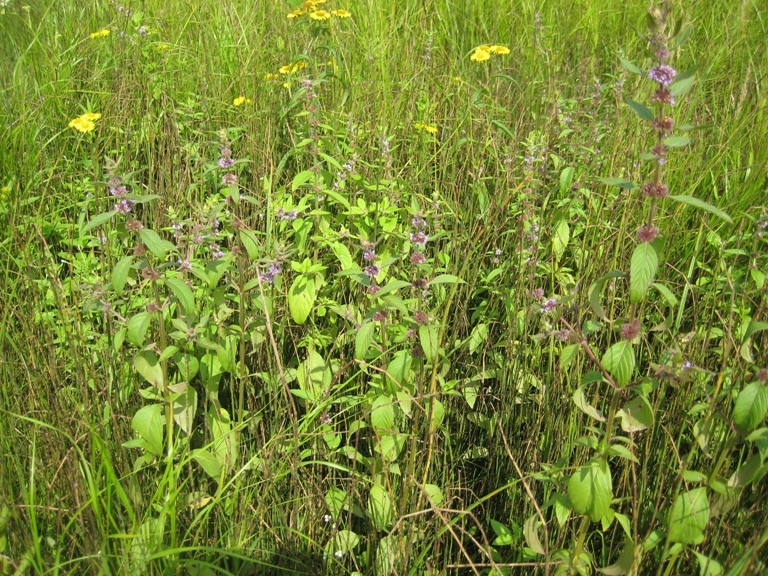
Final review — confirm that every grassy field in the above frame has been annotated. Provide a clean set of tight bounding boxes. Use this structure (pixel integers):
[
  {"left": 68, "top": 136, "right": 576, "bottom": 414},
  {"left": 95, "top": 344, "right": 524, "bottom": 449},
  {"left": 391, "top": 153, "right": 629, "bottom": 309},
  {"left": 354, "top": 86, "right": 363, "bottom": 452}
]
[{"left": 1, "top": 0, "right": 767, "bottom": 574}]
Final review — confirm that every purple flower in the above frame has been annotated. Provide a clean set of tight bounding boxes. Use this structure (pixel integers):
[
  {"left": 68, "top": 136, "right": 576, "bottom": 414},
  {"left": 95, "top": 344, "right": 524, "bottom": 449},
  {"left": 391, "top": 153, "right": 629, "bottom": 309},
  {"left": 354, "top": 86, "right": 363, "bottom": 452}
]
[
  {"left": 637, "top": 223, "right": 660, "bottom": 243},
  {"left": 363, "top": 250, "right": 376, "bottom": 261},
  {"left": 641, "top": 182, "right": 669, "bottom": 198},
  {"left": 411, "top": 216, "right": 427, "bottom": 229},
  {"left": 651, "top": 88, "right": 676, "bottom": 105},
  {"left": 114, "top": 199, "right": 135, "bottom": 214},
  {"left": 218, "top": 157, "right": 235, "bottom": 169},
  {"left": 539, "top": 297, "right": 557, "bottom": 313},
  {"left": 277, "top": 208, "right": 298, "bottom": 221},
  {"left": 414, "top": 310, "right": 429, "bottom": 325},
  {"left": 410, "top": 231, "right": 428, "bottom": 245},
  {"left": 681, "top": 361, "right": 693, "bottom": 370},
  {"left": 410, "top": 252, "right": 426, "bottom": 265},
  {"left": 110, "top": 185, "right": 128, "bottom": 196},
  {"left": 532, "top": 288, "right": 544, "bottom": 300},
  {"left": 372, "top": 310, "right": 387, "bottom": 322},
  {"left": 363, "top": 265, "right": 380, "bottom": 279},
  {"left": 260, "top": 261, "right": 282, "bottom": 284},
  {"left": 210, "top": 244, "right": 224, "bottom": 259},
  {"left": 655, "top": 48, "right": 670, "bottom": 62},
  {"left": 621, "top": 319, "right": 641, "bottom": 340},
  {"left": 178, "top": 258, "right": 192, "bottom": 271},
  {"left": 367, "top": 284, "right": 380, "bottom": 295},
  {"left": 648, "top": 65, "right": 677, "bottom": 86},
  {"left": 222, "top": 173, "right": 238, "bottom": 185}
]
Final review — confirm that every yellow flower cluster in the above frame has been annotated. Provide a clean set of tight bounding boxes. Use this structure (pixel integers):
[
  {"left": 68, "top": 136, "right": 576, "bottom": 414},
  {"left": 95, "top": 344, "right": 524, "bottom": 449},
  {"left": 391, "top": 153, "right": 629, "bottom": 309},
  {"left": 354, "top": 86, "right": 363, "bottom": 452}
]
[
  {"left": 233, "top": 96, "right": 252, "bottom": 106},
  {"left": 470, "top": 44, "right": 510, "bottom": 62},
  {"left": 68, "top": 112, "right": 102, "bottom": 133},
  {"left": 287, "top": 0, "right": 351, "bottom": 20},
  {"left": 89, "top": 28, "right": 110, "bottom": 39},
  {"left": 414, "top": 122, "right": 438, "bottom": 135},
  {"left": 279, "top": 60, "right": 307, "bottom": 75}
]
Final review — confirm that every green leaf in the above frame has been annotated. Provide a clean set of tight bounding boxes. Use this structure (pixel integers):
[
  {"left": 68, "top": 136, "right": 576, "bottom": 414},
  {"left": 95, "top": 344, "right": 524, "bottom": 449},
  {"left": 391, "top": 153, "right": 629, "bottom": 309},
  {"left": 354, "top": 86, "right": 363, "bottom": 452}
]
[
  {"left": 664, "top": 136, "right": 691, "bottom": 148},
  {"left": 468, "top": 323, "right": 488, "bottom": 355},
  {"left": 170, "top": 381, "right": 197, "bottom": 435},
  {"left": 619, "top": 57, "right": 643, "bottom": 75},
  {"left": 559, "top": 166, "right": 574, "bottom": 194},
  {"left": 112, "top": 256, "right": 133, "bottom": 296},
  {"left": 560, "top": 344, "right": 579, "bottom": 369},
  {"left": 331, "top": 241, "right": 358, "bottom": 271},
  {"left": 428, "top": 274, "right": 464, "bottom": 285},
  {"left": 430, "top": 398, "right": 445, "bottom": 432},
  {"left": 288, "top": 274, "right": 316, "bottom": 324},
  {"left": 291, "top": 169, "right": 316, "bottom": 191},
  {"left": 191, "top": 448, "right": 222, "bottom": 480},
  {"left": 567, "top": 458, "right": 613, "bottom": 522},
  {"left": 82, "top": 210, "right": 117, "bottom": 233},
  {"left": 668, "top": 195, "right": 732, "bottom": 224},
  {"left": 368, "top": 483, "right": 394, "bottom": 530},
  {"left": 552, "top": 220, "right": 570, "bottom": 262},
  {"left": 693, "top": 551, "right": 723, "bottom": 576},
  {"left": 624, "top": 97, "right": 654, "bottom": 121},
  {"left": 616, "top": 394, "right": 654, "bottom": 432},
  {"left": 371, "top": 395, "right": 396, "bottom": 433},
  {"left": 490, "top": 519, "right": 516, "bottom": 546},
  {"left": 328, "top": 529, "right": 359, "bottom": 554},
  {"left": 355, "top": 321, "right": 376, "bottom": 361},
  {"left": 733, "top": 382, "right": 768, "bottom": 432},
  {"left": 607, "top": 444, "right": 639, "bottom": 463},
  {"left": 423, "top": 484, "right": 444, "bottom": 506},
  {"left": 138, "top": 228, "right": 175, "bottom": 259},
  {"left": 739, "top": 321, "right": 768, "bottom": 363},
  {"left": 588, "top": 271, "right": 625, "bottom": 320},
  {"left": 296, "top": 350, "right": 331, "bottom": 403},
  {"left": 573, "top": 386, "right": 606, "bottom": 422},
  {"left": 127, "top": 312, "right": 152, "bottom": 346},
  {"left": 325, "top": 487, "right": 346, "bottom": 518},
  {"left": 598, "top": 537, "right": 636, "bottom": 576},
  {"left": 668, "top": 488, "right": 709, "bottom": 544},
  {"left": 630, "top": 243, "right": 658, "bottom": 303},
  {"left": 419, "top": 324, "right": 439, "bottom": 362},
  {"left": 386, "top": 351, "right": 413, "bottom": 390},
  {"left": 133, "top": 350, "right": 163, "bottom": 388},
  {"left": 599, "top": 178, "right": 636, "bottom": 189},
  {"left": 601, "top": 341, "right": 635, "bottom": 387},
  {"left": 131, "top": 404, "right": 165, "bottom": 456},
  {"left": 523, "top": 515, "right": 545, "bottom": 555},
  {"left": 239, "top": 230, "right": 260, "bottom": 259},
  {"left": 164, "top": 277, "right": 195, "bottom": 315}
]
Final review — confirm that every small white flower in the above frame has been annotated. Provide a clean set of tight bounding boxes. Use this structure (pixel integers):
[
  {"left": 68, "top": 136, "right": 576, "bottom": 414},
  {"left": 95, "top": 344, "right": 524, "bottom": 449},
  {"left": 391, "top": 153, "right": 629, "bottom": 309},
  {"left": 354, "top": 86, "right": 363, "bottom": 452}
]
[
  {"left": 334, "top": 550, "right": 344, "bottom": 559},
  {"left": 322, "top": 514, "right": 332, "bottom": 523}
]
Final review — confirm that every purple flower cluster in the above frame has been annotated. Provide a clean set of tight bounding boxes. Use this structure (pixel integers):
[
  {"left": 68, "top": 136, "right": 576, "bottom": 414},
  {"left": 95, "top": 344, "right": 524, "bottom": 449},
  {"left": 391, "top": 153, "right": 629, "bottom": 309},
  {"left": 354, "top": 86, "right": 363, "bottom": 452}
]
[
  {"left": 277, "top": 207, "right": 298, "bottom": 221},
  {"left": 218, "top": 147, "right": 235, "bottom": 169},
  {"left": 260, "top": 261, "right": 282, "bottom": 284},
  {"left": 332, "top": 156, "right": 357, "bottom": 190},
  {"left": 648, "top": 65, "right": 677, "bottom": 87},
  {"left": 539, "top": 297, "right": 558, "bottom": 314},
  {"left": 114, "top": 198, "right": 135, "bottom": 214}
]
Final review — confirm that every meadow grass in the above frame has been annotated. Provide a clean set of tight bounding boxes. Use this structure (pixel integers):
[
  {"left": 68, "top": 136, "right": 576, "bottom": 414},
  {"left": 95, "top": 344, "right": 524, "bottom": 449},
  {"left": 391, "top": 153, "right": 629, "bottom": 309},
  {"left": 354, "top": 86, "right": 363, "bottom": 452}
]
[{"left": 1, "top": 0, "right": 767, "bottom": 574}]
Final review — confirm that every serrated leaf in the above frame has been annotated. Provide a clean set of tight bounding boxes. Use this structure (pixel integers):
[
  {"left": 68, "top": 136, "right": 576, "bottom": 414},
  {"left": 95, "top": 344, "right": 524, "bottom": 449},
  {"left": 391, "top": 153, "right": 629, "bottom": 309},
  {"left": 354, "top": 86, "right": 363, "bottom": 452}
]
[
  {"left": 668, "top": 195, "right": 732, "bottom": 224},
  {"left": 82, "top": 210, "right": 117, "bottom": 234},
  {"left": 733, "top": 382, "right": 768, "bottom": 432},
  {"left": 133, "top": 350, "right": 163, "bottom": 388},
  {"left": 601, "top": 341, "right": 635, "bottom": 387},
  {"left": 573, "top": 386, "right": 606, "bottom": 422},
  {"left": 138, "top": 228, "right": 175, "bottom": 259},
  {"left": 355, "top": 321, "right": 376, "bottom": 361},
  {"left": 112, "top": 255, "right": 133, "bottom": 296},
  {"left": 560, "top": 344, "right": 579, "bottom": 369},
  {"left": 131, "top": 404, "right": 165, "bottom": 456},
  {"left": 127, "top": 312, "right": 152, "bottom": 346},
  {"left": 239, "top": 229, "right": 260, "bottom": 259},
  {"left": 165, "top": 277, "right": 195, "bottom": 315},
  {"left": 419, "top": 324, "right": 439, "bottom": 362},
  {"left": 630, "top": 243, "right": 658, "bottom": 303},
  {"left": 568, "top": 458, "right": 613, "bottom": 522},
  {"left": 371, "top": 395, "right": 396, "bottom": 433},
  {"left": 331, "top": 241, "right": 357, "bottom": 271},
  {"left": 624, "top": 97, "right": 654, "bottom": 121},
  {"left": 552, "top": 220, "right": 570, "bottom": 262},
  {"left": 288, "top": 274, "right": 316, "bottom": 324},
  {"left": 668, "top": 488, "right": 709, "bottom": 544},
  {"left": 170, "top": 381, "right": 197, "bottom": 435}
]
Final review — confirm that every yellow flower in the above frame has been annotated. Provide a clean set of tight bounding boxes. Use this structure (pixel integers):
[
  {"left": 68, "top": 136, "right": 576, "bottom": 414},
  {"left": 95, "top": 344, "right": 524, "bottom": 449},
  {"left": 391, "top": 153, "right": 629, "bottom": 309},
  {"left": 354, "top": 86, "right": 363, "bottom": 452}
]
[
  {"left": 233, "top": 96, "right": 251, "bottom": 106},
  {"left": 287, "top": 9, "right": 305, "bottom": 19},
  {"left": 89, "top": 28, "right": 110, "bottom": 39},
  {"left": 488, "top": 45, "right": 510, "bottom": 55},
  {"left": 80, "top": 112, "right": 102, "bottom": 121},
  {"left": 302, "top": 0, "right": 316, "bottom": 8},
  {"left": 280, "top": 60, "right": 307, "bottom": 74},
  {"left": 414, "top": 122, "right": 438, "bottom": 135},
  {"left": 68, "top": 117, "right": 96, "bottom": 133},
  {"left": 309, "top": 10, "right": 330, "bottom": 20},
  {"left": 331, "top": 9, "right": 352, "bottom": 18},
  {"left": 470, "top": 49, "right": 490, "bottom": 62},
  {"left": 156, "top": 43, "right": 170, "bottom": 51},
  {"left": 264, "top": 73, "right": 277, "bottom": 80},
  {"left": 283, "top": 81, "right": 291, "bottom": 89},
  {"left": 452, "top": 76, "right": 461, "bottom": 82}
]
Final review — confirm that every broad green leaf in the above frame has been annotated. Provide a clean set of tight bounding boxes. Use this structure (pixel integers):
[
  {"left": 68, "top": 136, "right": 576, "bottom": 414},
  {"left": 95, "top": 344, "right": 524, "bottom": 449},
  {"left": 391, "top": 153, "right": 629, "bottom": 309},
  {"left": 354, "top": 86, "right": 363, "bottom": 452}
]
[
  {"left": 423, "top": 484, "right": 444, "bottom": 506},
  {"left": 601, "top": 341, "right": 635, "bottom": 387},
  {"left": 138, "top": 228, "right": 175, "bottom": 259},
  {"left": 127, "top": 312, "right": 152, "bottom": 346},
  {"left": 552, "top": 220, "right": 570, "bottom": 262},
  {"left": 630, "top": 243, "right": 658, "bottom": 303},
  {"left": 374, "top": 279, "right": 411, "bottom": 298},
  {"left": 297, "top": 349, "right": 331, "bottom": 402},
  {"left": 624, "top": 97, "right": 654, "bottom": 121},
  {"left": 428, "top": 274, "right": 464, "bottom": 285},
  {"left": 468, "top": 323, "right": 488, "bottom": 355},
  {"left": 588, "top": 271, "right": 625, "bottom": 320},
  {"left": 371, "top": 395, "right": 396, "bottom": 433},
  {"left": 619, "top": 58, "right": 643, "bottom": 75},
  {"left": 599, "top": 178, "right": 637, "bottom": 189},
  {"left": 331, "top": 241, "right": 357, "bottom": 271},
  {"left": 239, "top": 230, "right": 260, "bottom": 259},
  {"left": 164, "top": 277, "right": 195, "bottom": 315},
  {"left": 355, "top": 321, "right": 376, "bottom": 361},
  {"left": 739, "top": 321, "right": 768, "bottom": 363},
  {"left": 375, "top": 535, "right": 401, "bottom": 576},
  {"left": 430, "top": 398, "right": 445, "bottom": 431},
  {"left": 192, "top": 448, "right": 222, "bottom": 480},
  {"left": 733, "top": 382, "right": 768, "bottom": 432},
  {"left": 560, "top": 344, "right": 579, "bottom": 368},
  {"left": 368, "top": 483, "right": 393, "bottom": 530},
  {"left": 131, "top": 404, "right": 164, "bottom": 456},
  {"left": 325, "top": 487, "right": 346, "bottom": 518},
  {"left": 568, "top": 458, "right": 613, "bottom": 523},
  {"left": 329, "top": 529, "right": 359, "bottom": 554},
  {"left": 82, "top": 210, "right": 117, "bottom": 233},
  {"left": 386, "top": 351, "right": 413, "bottom": 390},
  {"left": 597, "top": 537, "right": 635, "bottom": 576},
  {"left": 607, "top": 444, "right": 639, "bottom": 463},
  {"left": 616, "top": 394, "right": 654, "bottom": 432},
  {"left": 288, "top": 274, "right": 316, "bottom": 324},
  {"left": 573, "top": 386, "right": 606, "bottom": 422},
  {"left": 668, "top": 487, "right": 709, "bottom": 544},
  {"left": 174, "top": 353, "right": 199, "bottom": 381},
  {"left": 170, "top": 381, "right": 197, "bottom": 435},
  {"left": 664, "top": 136, "right": 691, "bottom": 148},
  {"left": 291, "top": 169, "right": 315, "bottom": 191},
  {"left": 668, "top": 195, "right": 732, "bottom": 224},
  {"left": 693, "top": 552, "right": 723, "bottom": 576},
  {"left": 523, "top": 515, "right": 545, "bottom": 555},
  {"left": 112, "top": 255, "right": 133, "bottom": 296},
  {"left": 491, "top": 519, "right": 516, "bottom": 546},
  {"left": 133, "top": 350, "right": 163, "bottom": 389},
  {"left": 208, "top": 407, "right": 236, "bottom": 470},
  {"left": 419, "top": 324, "right": 439, "bottom": 362},
  {"left": 559, "top": 166, "right": 574, "bottom": 194}
]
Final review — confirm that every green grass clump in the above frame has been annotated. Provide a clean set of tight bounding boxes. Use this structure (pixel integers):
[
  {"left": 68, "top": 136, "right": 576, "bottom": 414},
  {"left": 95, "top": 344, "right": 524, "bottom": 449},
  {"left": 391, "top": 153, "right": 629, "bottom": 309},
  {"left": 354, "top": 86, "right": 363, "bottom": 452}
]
[{"left": 1, "top": 0, "right": 767, "bottom": 574}]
